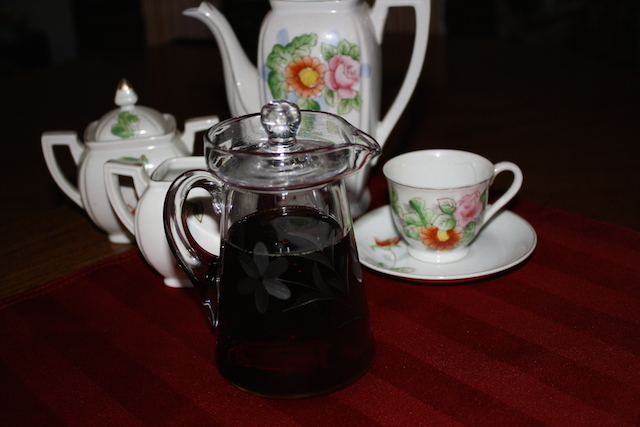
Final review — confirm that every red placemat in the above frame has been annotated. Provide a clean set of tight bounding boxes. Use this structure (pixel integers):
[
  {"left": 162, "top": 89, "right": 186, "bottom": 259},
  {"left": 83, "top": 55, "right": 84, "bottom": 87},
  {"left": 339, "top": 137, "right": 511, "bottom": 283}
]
[{"left": 2, "top": 185, "right": 640, "bottom": 425}]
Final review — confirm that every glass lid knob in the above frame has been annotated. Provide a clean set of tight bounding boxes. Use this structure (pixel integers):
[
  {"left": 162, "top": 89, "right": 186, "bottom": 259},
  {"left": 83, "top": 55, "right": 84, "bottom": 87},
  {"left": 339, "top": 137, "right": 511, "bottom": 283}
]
[{"left": 260, "top": 100, "right": 301, "bottom": 147}]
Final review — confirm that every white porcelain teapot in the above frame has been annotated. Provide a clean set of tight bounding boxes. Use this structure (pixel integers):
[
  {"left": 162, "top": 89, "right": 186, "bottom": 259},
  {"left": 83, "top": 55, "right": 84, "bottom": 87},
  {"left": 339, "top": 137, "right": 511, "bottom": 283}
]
[
  {"left": 105, "top": 156, "right": 220, "bottom": 288},
  {"left": 42, "top": 79, "right": 219, "bottom": 243},
  {"left": 184, "top": 0, "right": 430, "bottom": 216}
]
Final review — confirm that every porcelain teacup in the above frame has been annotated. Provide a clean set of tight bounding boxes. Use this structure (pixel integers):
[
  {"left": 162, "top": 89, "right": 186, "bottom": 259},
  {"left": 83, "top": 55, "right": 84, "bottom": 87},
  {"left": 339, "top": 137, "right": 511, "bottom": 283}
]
[{"left": 383, "top": 149, "right": 523, "bottom": 263}]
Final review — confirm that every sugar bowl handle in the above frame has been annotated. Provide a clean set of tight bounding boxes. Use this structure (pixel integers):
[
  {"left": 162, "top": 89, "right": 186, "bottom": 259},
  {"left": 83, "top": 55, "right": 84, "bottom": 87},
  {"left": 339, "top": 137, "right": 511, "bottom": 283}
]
[{"left": 41, "top": 131, "right": 86, "bottom": 207}]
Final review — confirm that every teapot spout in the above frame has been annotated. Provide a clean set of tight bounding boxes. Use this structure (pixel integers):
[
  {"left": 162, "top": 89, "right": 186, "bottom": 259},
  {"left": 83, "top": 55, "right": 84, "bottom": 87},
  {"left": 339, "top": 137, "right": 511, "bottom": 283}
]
[{"left": 183, "top": 1, "right": 260, "bottom": 116}]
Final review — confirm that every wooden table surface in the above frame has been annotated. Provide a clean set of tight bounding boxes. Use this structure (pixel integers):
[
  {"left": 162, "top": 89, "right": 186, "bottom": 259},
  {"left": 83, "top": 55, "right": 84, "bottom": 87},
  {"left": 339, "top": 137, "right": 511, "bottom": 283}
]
[{"left": 1, "top": 35, "right": 638, "bottom": 300}]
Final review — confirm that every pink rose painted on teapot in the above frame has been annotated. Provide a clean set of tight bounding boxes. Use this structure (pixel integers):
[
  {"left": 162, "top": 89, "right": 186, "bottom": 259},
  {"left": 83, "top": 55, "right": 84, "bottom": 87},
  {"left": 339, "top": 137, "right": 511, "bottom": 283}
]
[{"left": 325, "top": 54, "right": 360, "bottom": 100}]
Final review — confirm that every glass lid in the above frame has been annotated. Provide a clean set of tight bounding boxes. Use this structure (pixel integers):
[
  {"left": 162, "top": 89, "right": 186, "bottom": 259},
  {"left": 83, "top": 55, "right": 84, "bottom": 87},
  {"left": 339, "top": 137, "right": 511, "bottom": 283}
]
[{"left": 204, "top": 100, "right": 380, "bottom": 190}]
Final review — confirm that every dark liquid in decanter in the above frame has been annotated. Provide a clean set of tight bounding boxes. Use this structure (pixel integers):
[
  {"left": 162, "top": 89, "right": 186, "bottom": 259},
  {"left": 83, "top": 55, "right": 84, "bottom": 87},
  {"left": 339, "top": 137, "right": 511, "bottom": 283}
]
[{"left": 213, "top": 206, "right": 374, "bottom": 399}]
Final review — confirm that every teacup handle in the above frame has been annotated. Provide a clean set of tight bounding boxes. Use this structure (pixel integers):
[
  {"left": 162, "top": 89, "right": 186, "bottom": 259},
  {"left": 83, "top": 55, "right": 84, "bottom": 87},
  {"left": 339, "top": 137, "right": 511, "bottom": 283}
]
[{"left": 483, "top": 161, "right": 523, "bottom": 226}]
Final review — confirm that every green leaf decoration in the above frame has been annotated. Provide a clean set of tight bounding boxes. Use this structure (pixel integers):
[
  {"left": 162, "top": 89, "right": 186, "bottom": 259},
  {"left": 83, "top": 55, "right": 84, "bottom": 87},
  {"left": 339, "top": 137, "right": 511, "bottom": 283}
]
[
  {"left": 348, "top": 45, "right": 361, "bottom": 61},
  {"left": 266, "top": 44, "right": 291, "bottom": 71},
  {"left": 352, "top": 92, "right": 362, "bottom": 111},
  {"left": 409, "top": 198, "right": 433, "bottom": 226},
  {"left": 391, "top": 188, "right": 398, "bottom": 205},
  {"left": 409, "top": 198, "right": 427, "bottom": 211},
  {"left": 389, "top": 192, "right": 402, "bottom": 218},
  {"left": 404, "top": 213, "right": 423, "bottom": 226},
  {"left": 438, "top": 198, "right": 457, "bottom": 215},
  {"left": 403, "top": 225, "right": 421, "bottom": 240},
  {"left": 392, "top": 267, "right": 416, "bottom": 273},
  {"left": 194, "top": 203, "right": 204, "bottom": 222},
  {"left": 186, "top": 201, "right": 205, "bottom": 222},
  {"left": 308, "top": 99, "right": 321, "bottom": 111},
  {"left": 464, "top": 221, "right": 476, "bottom": 234},
  {"left": 285, "top": 34, "right": 317, "bottom": 60},
  {"left": 119, "top": 155, "right": 149, "bottom": 165},
  {"left": 390, "top": 188, "right": 400, "bottom": 216},
  {"left": 268, "top": 70, "right": 287, "bottom": 99},
  {"left": 337, "top": 98, "right": 353, "bottom": 115},
  {"left": 433, "top": 214, "right": 456, "bottom": 230},
  {"left": 119, "top": 111, "right": 139, "bottom": 126},
  {"left": 480, "top": 188, "right": 488, "bottom": 204},
  {"left": 111, "top": 111, "right": 140, "bottom": 139},
  {"left": 297, "top": 97, "right": 321, "bottom": 111},
  {"left": 321, "top": 42, "right": 338, "bottom": 61},
  {"left": 459, "top": 232, "right": 474, "bottom": 246},
  {"left": 325, "top": 88, "right": 336, "bottom": 106},
  {"left": 337, "top": 39, "right": 352, "bottom": 55}
]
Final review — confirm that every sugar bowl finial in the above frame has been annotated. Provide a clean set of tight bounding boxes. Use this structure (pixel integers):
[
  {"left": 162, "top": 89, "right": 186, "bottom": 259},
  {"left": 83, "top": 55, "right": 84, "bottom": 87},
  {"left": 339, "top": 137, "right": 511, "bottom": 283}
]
[{"left": 114, "top": 78, "right": 138, "bottom": 109}]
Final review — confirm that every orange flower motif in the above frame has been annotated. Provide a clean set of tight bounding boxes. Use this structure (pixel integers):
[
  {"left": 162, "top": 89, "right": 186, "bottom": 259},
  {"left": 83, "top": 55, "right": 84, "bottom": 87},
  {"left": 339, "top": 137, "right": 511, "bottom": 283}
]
[
  {"left": 284, "top": 56, "right": 326, "bottom": 98},
  {"left": 375, "top": 237, "right": 402, "bottom": 247},
  {"left": 419, "top": 226, "right": 462, "bottom": 251}
]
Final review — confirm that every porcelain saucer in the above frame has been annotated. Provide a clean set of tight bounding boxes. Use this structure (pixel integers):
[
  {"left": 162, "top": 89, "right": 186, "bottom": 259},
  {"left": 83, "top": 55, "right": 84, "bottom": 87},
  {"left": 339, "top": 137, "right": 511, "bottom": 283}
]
[{"left": 354, "top": 205, "right": 537, "bottom": 283}]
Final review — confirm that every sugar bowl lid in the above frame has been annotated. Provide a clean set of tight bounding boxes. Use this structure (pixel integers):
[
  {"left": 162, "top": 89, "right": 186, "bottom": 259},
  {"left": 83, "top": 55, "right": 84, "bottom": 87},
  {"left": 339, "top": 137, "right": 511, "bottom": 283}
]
[{"left": 92, "top": 79, "right": 170, "bottom": 142}]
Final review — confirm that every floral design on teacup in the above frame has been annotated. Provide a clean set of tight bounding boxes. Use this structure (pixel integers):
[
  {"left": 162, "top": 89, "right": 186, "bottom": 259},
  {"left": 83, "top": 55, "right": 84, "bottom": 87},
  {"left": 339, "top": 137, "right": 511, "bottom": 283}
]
[
  {"left": 264, "top": 31, "right": 365, "bottom": 114},
  {"left": 390, "top": 187, "right": 488, "bottom": 252}
]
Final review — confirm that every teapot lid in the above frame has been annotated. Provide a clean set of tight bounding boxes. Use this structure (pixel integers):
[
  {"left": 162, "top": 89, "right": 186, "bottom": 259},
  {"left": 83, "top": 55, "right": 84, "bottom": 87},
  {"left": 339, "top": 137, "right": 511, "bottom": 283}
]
[
  {"left": 92, "top": 79, "right": 171, "bottom": 142},
  {"left": 204, "top": 100, "right": 381, "bottom": 190}
]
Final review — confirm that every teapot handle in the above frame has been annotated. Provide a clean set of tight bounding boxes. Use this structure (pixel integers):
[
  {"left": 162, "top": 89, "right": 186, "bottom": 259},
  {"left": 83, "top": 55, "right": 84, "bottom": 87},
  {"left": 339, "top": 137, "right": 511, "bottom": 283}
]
[
  {"left": 41, "top": 131, "right": 86, "bottom": 207},
  {"left": 164, "top": 169, "right": 222, "bottom": 327},
  {"left": 180, "top": 115, "right": 220, "bottom": 153},
  {"left": 104, "top": 160, "right": 151, "bottom": 235},
  {"left": 370, "top": 0, "right": 430, "bottom": 146}
]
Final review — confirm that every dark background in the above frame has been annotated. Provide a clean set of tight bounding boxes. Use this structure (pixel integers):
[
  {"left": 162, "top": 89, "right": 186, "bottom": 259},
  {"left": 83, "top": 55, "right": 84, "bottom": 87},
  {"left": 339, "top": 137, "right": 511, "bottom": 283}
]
[{"left": 1, "top": 0, "right": 639, "bottom": 76}]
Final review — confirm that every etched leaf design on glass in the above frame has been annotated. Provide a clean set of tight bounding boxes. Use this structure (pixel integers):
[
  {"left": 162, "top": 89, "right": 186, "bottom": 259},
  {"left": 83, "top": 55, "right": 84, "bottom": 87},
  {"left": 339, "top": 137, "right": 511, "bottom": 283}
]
[
  {"left": 237, "top": 241, "right": 291, "bottom": 314},
  {"left": 285, "top": 263, "right": 336, "bottom": 311},
  {"left": 273, "top": 215, "right": 355, "bottom": 311}
]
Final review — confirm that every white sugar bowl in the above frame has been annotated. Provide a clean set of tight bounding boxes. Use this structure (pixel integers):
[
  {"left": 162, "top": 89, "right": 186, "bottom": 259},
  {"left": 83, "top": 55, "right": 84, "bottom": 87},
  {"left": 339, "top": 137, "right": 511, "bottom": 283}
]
[{"left": 42, "top": 79, "right": 218, "bottom": 243}]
